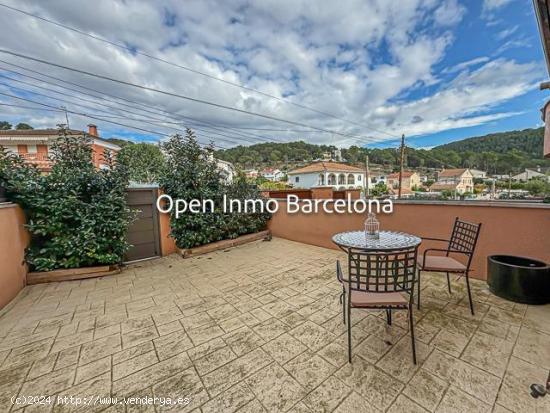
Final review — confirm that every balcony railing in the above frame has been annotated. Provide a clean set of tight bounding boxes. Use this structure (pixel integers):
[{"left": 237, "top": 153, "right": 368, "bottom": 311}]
[
  {"left": 19, "top": 153, "right": 52, "bottom": 171},
  {"left": 19, "top": 153, "right": 50, "bottom": 162}
]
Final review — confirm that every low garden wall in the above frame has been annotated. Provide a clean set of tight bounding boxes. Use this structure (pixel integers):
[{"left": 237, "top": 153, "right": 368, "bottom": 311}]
[
  {"left": 268, "top": 199, "right": 550, "bottom": 280},
  {"left": 0, "top": 203, "right": 29, "bottom": 310}
]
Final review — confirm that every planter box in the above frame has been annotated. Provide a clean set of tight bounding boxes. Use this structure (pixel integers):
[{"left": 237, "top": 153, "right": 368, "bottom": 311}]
[
  {"left": 179, "top": 230, "right": 271, "bottom": 258},
  {"left": 27, "top": 265, "right": 121, "bottom": 285}
]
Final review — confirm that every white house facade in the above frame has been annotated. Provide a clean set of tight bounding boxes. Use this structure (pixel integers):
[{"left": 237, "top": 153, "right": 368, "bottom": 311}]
[
  {"left": 216, "top": 159, "right": 236, "bottom": 183},
  {"left": 260, "top": 168, "right": 284, "bottom": 181},
  {"left": 287, "top": 161, "right": 365, "bottom": 189},
  {"left": 511, "top": 169, "right": 549, "bottom": 182}
]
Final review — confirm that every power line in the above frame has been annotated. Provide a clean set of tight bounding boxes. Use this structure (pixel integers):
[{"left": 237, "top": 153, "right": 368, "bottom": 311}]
[
  {"left": 0, "top": 60, "right": 282, "bottom": 145},
  {"left": 0, "top": 2, "right": 400, "bottom": 139},
  {"left": 0, "top": 91, "right": 231, "bottom": 149},
  {"left": 0, "top": 58, "right": 384, "bottom": 147},
  {"left": 0, "top": 60, "right": 383, "bottom": 148},
  {"left": 0, "top": 102, "right": 65, "bottom": 113},
  {"left": 0, "top": 77, "right": 284, "bottom": 148},
  {"left": 0, "top": 49, "right": 381, "bottom": 142}
]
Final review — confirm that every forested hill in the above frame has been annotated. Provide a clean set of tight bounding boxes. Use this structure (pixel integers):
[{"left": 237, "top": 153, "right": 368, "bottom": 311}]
[{"left": 435, "top": 128, "right": 544, "bottom": 158}]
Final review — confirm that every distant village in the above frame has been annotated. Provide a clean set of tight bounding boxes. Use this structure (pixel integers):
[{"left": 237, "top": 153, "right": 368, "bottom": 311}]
[
  {"left": 1, "top": 126, "right": 549, "bottom": 202},
  {"left": 240, "top": 148, "right": 550, "bottom": 201}
]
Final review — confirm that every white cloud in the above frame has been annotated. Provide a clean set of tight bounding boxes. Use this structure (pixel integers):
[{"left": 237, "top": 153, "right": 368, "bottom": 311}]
[
  {"left": 483, "top": 0, "right": 514, "bottom": 12},
  {"left": 441, "top": 56, "right": 491, "bottom": 74},
  {"left": 495, "top": 25, "right": 518, "bottom": 40},
  {"left": 0, "top": 0, "right": 540, "bottom": 148}
]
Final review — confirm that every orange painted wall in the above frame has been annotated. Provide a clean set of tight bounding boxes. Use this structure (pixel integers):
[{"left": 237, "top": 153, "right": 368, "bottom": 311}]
[
  {"left": 268, "top": 200, "right": 550, "bottom": 280},
  {"left": 0, "top": 204, "right": 29, "bottom": 310}
]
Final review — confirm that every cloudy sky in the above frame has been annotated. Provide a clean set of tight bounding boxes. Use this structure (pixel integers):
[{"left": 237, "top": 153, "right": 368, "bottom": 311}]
[{"left": 0, "top": 0, "right": 546, "bottom": 149}]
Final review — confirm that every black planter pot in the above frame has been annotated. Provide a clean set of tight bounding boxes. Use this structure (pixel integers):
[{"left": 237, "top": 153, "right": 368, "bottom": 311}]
[{"left": 487, "top": 255, "right": 550, "bottom": 305}]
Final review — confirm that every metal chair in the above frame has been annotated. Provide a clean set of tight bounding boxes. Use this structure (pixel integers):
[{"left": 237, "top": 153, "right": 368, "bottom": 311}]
[
  {"left": 337, "top": 245, "right": 419, "bottom": 364},
  {"left": 417, "top": 217, "right": 482, "bottom": 315}
]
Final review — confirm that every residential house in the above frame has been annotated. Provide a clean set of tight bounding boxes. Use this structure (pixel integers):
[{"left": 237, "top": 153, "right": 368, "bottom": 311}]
[
  {"left": 511, "top": 168, "right": 549, "bottom": 182},
  {"left": 244, "top": 169, "right": 259, "bottom": 179},
  {"left": 0, "top": 124, "right": 120, "bottom": 172},
  {"left": 388, "top": 187, "right": 415, "bottom": 199},
  {"left": 217, "top": 159, "right": 236, "bottom": 183},
  {"left": 469, "top": 169, "right": 487, "bottom": 179},
  {"left": 260, "top": 167, "right": 284, "bottom": 181},
  {"left": 386, "top": 171, "right": 421, "bottom": 191},
  {"left": 371, "top": 174, "right": 387, "bottom": 185},
  {"left": 431, "top": 168, "right": 474, "bottom": 194},
  {"left": 287, "top": 161, "right": 365, "bottom": 189}
]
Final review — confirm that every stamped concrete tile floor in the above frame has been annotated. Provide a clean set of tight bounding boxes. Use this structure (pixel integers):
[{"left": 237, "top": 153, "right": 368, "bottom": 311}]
[{"left": 0, "top": 237, "right": 549, "bottom": 412}]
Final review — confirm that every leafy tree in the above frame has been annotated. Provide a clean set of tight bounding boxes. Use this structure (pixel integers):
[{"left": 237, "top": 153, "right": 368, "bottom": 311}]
[
  {"left": 370, "top": 182, "right": 388, "bottom": 197},
  {"left": 525, "top": 178, "right": 550, "bottom": 196},
  {"left": 269, "top": 149, "right": 282, "bottom": 163},
  {"left": 0, "top": 121, "right": 12, "bottom": 130},
  {"left": 15, "top": 123, "right": 33, "bottom": 130},
  {"left": 159, "top": 129, "right": 270, "bottom": 249},
  {"left": 117, "top": 142, "right": 166, "bottom": 184},
  {"left": 0, "top": 126, "right": 133, "bottom": 271}
]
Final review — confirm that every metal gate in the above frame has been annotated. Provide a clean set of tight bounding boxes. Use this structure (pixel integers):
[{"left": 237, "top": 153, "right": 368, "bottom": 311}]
[{"left": 125, "top": 187, "right": 161, "bottom": 262}]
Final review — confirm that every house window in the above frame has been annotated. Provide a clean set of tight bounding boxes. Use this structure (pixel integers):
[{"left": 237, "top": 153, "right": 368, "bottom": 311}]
[
  {"left": 328, "top": 174, "right": 336, "bottom": 185},
  {"left": 338, "top": 174, "right": 346, "bottom": 185},
  {"left": 347, "top": 174, "right": 355, "bottom": 185},
  {"left": 295, "top": 176, "right": 299, "bottom": 183},
  {"left": 318, "top": 174, "right": 324, "bottom": 185},
  {"left": 357, "top": 175, "right": 362, "bottom": 182}
]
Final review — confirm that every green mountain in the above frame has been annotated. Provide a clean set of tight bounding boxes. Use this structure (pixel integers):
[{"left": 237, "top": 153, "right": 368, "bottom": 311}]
[
  {"left": 215, "top": 127, "right": 550, "bottom": 175},
  {"left": 435, "top": 128, "right": 544, "bottom": 158}
]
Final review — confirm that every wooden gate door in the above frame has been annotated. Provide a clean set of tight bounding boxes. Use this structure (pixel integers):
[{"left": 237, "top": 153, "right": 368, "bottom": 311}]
[{"left": 125, "top": 187, "right": 161, "bottom": 262}]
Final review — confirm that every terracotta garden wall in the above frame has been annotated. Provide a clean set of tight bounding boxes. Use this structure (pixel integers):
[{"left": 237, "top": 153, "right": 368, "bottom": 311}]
[
  {"left": 268, "top": 200, "right": 550, "bottom": 280},
  {"left": 0, "top": 204, "right": 29, "bottom": 310}
]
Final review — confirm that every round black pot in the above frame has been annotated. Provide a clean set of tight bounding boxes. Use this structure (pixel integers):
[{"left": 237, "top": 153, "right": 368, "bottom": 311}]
[{"left": 487, "top": 255, "right": 550, "bottom": 305}]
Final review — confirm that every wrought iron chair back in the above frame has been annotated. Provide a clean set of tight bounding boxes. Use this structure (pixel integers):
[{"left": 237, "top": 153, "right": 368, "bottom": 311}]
[
  {"left": 447, "top": 218, "right": 482, "bottom": 265},
  {"left": 347, "top": 246, "right": 418, "bottom": 294}
]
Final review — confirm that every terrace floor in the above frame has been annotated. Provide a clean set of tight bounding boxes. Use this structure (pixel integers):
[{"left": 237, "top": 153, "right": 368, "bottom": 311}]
[{"left": 0, "top": 238, "right": 549, "bottom": 413}]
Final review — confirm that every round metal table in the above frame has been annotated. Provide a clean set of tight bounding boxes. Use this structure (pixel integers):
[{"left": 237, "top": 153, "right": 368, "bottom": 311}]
[{"left": 332, "top": 230, "right": 421, "bottom": 252}]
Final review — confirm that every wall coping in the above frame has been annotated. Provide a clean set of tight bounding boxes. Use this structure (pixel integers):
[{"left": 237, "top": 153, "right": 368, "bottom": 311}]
[
  {"left": 0, "top": 202, "right": 17, "bottom": 210},
  {"left": 267, "top": 198, "right": 550, "bottom": 209}
]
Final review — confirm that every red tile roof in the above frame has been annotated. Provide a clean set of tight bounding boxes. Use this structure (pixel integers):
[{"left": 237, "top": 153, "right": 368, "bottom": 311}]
[
  {"left": 438, "top": 168, "right": 468, "bottom": 178},
  {"left": 288, "top": 161, "right": 364, "bottom": 174},
  {"left": 0, "top": 129, "right": 120, "bottom": 149},
  {"left": 0, "top": 129, "right": 94, "bottom": 137},
  {"left": 388, "top": 187, "right": 414, "bottom": 195},
  {"left": 430, "top": 183, "right": 458, "bottom": 191},
  {"left": 387, "top": 171, "right": 416, "bottom": 179}
]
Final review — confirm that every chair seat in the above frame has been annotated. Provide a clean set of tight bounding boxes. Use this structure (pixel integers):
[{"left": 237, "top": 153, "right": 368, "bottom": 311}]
[
  {"left": 418, "top": 255, "right": 466, "bottom": 272},
  {"left": 343, "top": 285, "right": 408, "bottom": 307}
]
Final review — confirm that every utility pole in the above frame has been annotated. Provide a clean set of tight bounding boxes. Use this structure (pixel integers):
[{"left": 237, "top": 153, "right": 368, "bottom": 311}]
[
  {"left": 61, "top": 106, "right": 70, "bottom": 128},
  {"left": 398, "top": 134, "right": 405, "bottom": 199},
  {"left": 365, "top": 155, "right": 370, "bottom": 198}
]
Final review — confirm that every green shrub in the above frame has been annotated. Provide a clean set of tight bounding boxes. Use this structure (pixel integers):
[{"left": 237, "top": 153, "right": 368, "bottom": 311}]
[
  {"left": 0, "top": 127, "right": 133, "bottom": 271},
  {"left": 159, "top": 129, "right": 270, "bottom": 249}
]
